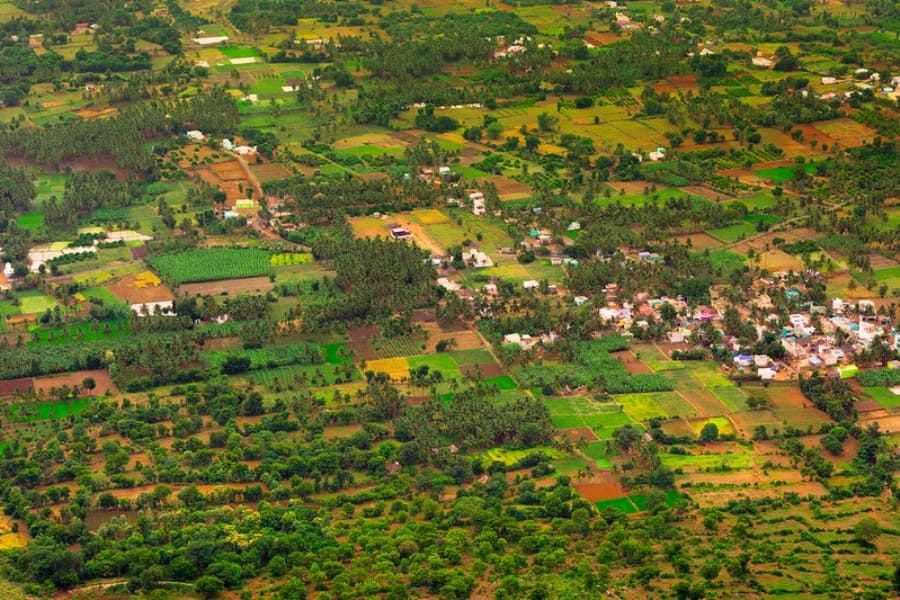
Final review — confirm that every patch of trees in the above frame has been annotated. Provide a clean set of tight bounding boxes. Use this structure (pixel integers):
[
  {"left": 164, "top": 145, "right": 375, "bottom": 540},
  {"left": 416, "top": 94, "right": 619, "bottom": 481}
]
[
  {"left": 304, "top": 235, "right": 435, "bottom": 331},
  {"left": 0, "top": 159, "right": 36, "bottom": 213},
  {"left": 799, "top": 372, "right": 856, "bottom": 422},
  {"left": 0, "top": 88, "right": 238, "bottom": 173},
  {"left": 44, "top": 170, "right": 137, "bottom": 232}
]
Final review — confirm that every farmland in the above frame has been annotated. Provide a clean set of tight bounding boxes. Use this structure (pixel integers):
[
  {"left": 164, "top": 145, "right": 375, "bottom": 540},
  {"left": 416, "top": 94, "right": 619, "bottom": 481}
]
[
  {"left": 148, "top": 248, "right": 271, "bottom": 283},
  {"left": 0, "top": 0, "right": 894, "bottom": 597}
]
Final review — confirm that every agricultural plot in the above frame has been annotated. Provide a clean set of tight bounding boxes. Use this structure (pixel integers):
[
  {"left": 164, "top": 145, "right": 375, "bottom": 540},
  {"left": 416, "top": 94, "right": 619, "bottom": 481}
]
[
  {"left": 370, "top": 336, "right": 425, "bottom": 359},
  {"left": 148, "top": 248, "right": 270, "bottom": 284},
  {"left": 689, "top": 416, "right": 736, "bottom": 438},
  {"left": 863, "top": 387, "right": 900, "bottom": 409},
  {"left": 615, "top": 392, "right": 668, "bottom": 421},
  {"left": 483, "top": 375, "right": 517, "bottom": 390},
  {"left": 15, "top": 212, "right": 44, "bottom": 231},
  {"left": 27, "top": 320, "right": 129, "bottom": 347},
  {"left": 6, "top": 397, "right": 91, "bottom": 422},
  {"left": 406, "top": 354, "right": 462, "bottom": 381},
  {"left": 246, "top": 364, "right": 361, "bottom": 389},
  {"left": 270, "top": 253, "right": 313, "bottom": 266},
  {"left": 448, "top": 348, "right": 494, "bottom": 366},
  {"left": 9, "top": 291, "right": 58, "bottom": 316},
  {"left": 479, "top": 445, "right": 563, "bottom": 467},
  {"left": 365, "top": 357, "right": 410, "bottom": 380}
]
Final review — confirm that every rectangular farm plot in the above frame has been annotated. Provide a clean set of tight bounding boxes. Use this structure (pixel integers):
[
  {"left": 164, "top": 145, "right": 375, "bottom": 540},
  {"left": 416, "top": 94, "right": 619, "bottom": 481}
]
[
  {"left": 649, "top": 392, "right": 698, "bottom": 418},
  {"left": 552, "top": 414, "right": 587, "bottom": 429},
  {"left": 480, "top": 446, "right": 563, "bottom": 467},
  {"left": 6, "top": 397, "right": 91, "bottom": 422},
  {"left": 16, "top": 291, "right": 58, "bottom": 315},
  {"left": 406, "top": 354, "right": 462, "bottom": 381},
  {"left": 615, "top": 393, "right": 669, "bottom": 421},
  {"left": 149, "top": 248, "right": 271, "bottom": 284},
  {"left": 863, "top": 387, "right": 900, "bottom": 409},
  {"left": 689, "top": 417, "right": 736, "bottom": 438},
  {"left": 365, "top": 357, "right": 410, "bottom": 380},
  {"left": 712, "top": 386, "right": 750, "bottom": 411},
  {"left": 448, "top": 348, "right": 494, "bottom": 366}
]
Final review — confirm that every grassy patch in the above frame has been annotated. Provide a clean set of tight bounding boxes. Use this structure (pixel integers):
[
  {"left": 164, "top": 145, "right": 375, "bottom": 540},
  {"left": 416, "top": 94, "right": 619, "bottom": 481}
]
[
  {"left": 6, "top": 397, "right": 91, "bottom": 422},
  {"left": 552, "top": 414, "right": 587, "bottom": 429},
  {"left": 322, "top": 343, "right": 352, "bottom": 365},
  {"left": 480, "top": 445, "right": 563, "bottom": 467},
  {"left": 15, "top": 212, "right": 44, "bottom": 231},
  {"left": 863, "top": 387, "right": 900, "bottom": 408},
  {"left": 615, "top": 393, "right": 668, "bottom": 421},
  {"left": 407, "top": 353, "right": 461, "bottom": 380},
  {"left": 448, "top": 348, "right": 493, "bottom": 366},
  {"left": 17, "top": 291, "right": 58, "bottom": 315},
  {"left": 595, "top": 497, "right": 638, "bottom": 514},
  {"left": 483, "top": 375, "right": 517, "bottom": 390}
]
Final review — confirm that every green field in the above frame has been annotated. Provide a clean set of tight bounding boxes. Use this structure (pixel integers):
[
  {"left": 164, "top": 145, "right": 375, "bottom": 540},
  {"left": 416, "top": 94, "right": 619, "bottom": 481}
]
[
  {"left": 754, "top": 162, "right": 822, "bottom": 183},
  {"left": 149, "top": 248, "right": 271, "bottom": 284},
  {"left": 15, "top": 212, "right": 44, "bottom": 231},
  {"left": 6, "top": 397, "right": 91, "bottom": 422},
  {"left": 483, "top": 375, "right": 517, "bottom": 390},
  {"left": 27, "top": 320, "right": 129, "bottom": 347},
  {"left": 594, "top": 497, "right": 638, "bottom": 514},
  {"left": 407, "top": 353, "right": 462, "bottom": 380},
  {"left": 10, "top": 291, "right": 59, "bottom": 315},
  {"left": 480, "top": 445, "right": 563, "bottom": 467},
  {"left": 615, "top": 392, "right": 668, "bottom": 421},
  {"left": 270, "top": 253, "right": 313, "bottom": 266},
  {"left": 220, "top": 46, "right": 261, "bottom": 59},
  {"left": 322, "top": 343, "right": 352, "bottom": 365},
  {"left": 448, "top": 349, "right": 494, "bottom": 366},
  {"left": 863, "top": 387, "right": 900, "bottom": 408}
]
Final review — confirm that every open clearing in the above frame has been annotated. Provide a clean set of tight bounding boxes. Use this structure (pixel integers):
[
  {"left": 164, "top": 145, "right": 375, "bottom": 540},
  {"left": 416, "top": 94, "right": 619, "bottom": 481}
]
[{"left": 181, "top": 276, "right": 274, "bottom": 296}]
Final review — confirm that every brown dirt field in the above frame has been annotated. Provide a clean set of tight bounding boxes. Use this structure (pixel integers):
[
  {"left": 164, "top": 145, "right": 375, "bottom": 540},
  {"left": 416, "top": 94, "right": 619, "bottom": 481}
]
[
  {"left": 459, "top": 363, "right": 504, "bottom": 378},
  {"left": 793, "top": 123, "right": 837, "bottom": 148},
  {"left": 859, "top": 413, "right": 900, "bottom": 433},
  {"left": 612, "top": 180, "right": 655, "bottom": 195},
  {"left": 485, "top": 175, "right": 533, "bottom": 200},
  {"left": 812, "top": 117, "right": 878, "bottom": 147},
  {"left": 661, "top": 419, "right": 697, "bottom": 438},
  {"left": 334, "top": 133, "right": 408, "bottom": 150},
  {"left": 730, "top": 227, "right": 819, "bottom": 255},
  {"left": 249, "top": 162, "right": 292, "bottom": 182},
  {"left": 130, "top": 245, "right": 149, "bottom": 260},
  {"left": 180, "top": 276, "right": 274, "bottom": 296},
  {"left": 653, "top": 74, "right": 699, "bottom": 95},
  {"left": 348, "top": 325, "right": 380, "bottom": 341},
  {"left": 867, "top": 254, "right": 898, "bottom": 271},
  {"left": 411, "top": 308, "right": 436, "bottom": 323},
  {"left": 681, "top": 185, "right": 734, "bottom": 201},
  {"left": 347, "top": 339, "right": 376, "bottom": 361},
  {"left": 100, "top": 482, "right": 256, "bottom": 501},
  {"left": 672, "top": 232, "right": 725, "bottom": 251},
  {"left": 583, "top": 31, "right": 621, "bottom": 46},
  {"left": 560, "top": 427, "right": 599, "bottom": 443},
  {"left": 323, "top": 424, "right": 363, "bottom": 440},
  {"left": 74, "top": 107, "right": 118, "bottom": 120},
  {"left": 0, "top": 378, "right": 34, "bottom": 397},
  {"left": 758, "top": 384, "right": 810, "bottom": 410},
  {"left": 575, "top": 481, "right": 627, "bottom": 502},
  {"left": 425, "top": 330, "right": 484, "bottom": 352},
  {"left": 32, "top": 369, "right": 117, "bottom": 396},
  {"left": 106, "top": 275, "right": 175, "bottom": 304},
  {"left": 610, "top": 350, "right": 653, "bottom": 374},
  {"left": 690, "top": 482, "right": 829, "bottom": 505}
]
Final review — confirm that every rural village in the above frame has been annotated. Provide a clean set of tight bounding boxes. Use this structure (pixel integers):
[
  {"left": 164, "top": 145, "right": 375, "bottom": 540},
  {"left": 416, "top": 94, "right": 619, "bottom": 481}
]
[{"left": 0, "top": 0, "right": 896, "bottom": 598}]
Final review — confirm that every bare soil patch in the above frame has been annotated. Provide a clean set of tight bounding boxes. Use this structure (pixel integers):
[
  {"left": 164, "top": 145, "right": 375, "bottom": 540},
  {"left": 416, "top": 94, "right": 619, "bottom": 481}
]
[
  {"left": 323, "top": 424, "right": 363, "bottom": 440},
  {"left": 249, "top": 162, "right": 292, "bottom": 182},
  {"left": 107, "top": 274, "right": 175, "bottom": 304},
  {"left": 611, "top": 350, "right": 653, "bottom": 374},
  {"left": 485, "top": 175, "right": 532, "bottom": 200},
  {"left": 425, "top": 330, "right": 484, "bottom": 352},
  {"left": 575, "top": 481, "right": 627, "bottom": 502},
  {"left": 672, "top": 232, "right": 725, "bottom": 251},
  {"left": 459, "top": 363, "right": 504, "bottom": 378},
  {"left": 652, "top": 74, "right": 699, "bottom": 94},
  {"left": 348, "top": 325, "right": 380, "bottom": 341},
  {"left": 32, "top": 369, "right": 117, "bottom": 396},
  {"left": 180, "top": 276, "right": 274, "bottom": 296},
  {"left": 681, "top": 185, "right": 734, "bottom": 201},
  {"left": 0, "top": 378, "right": 34, "bottom": 397},
  {"left": 74, "top": 107, "right": 118, "bottom": 120},
  {"left": 560, "top": 427, "right": 599, "bottom": 443}
]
